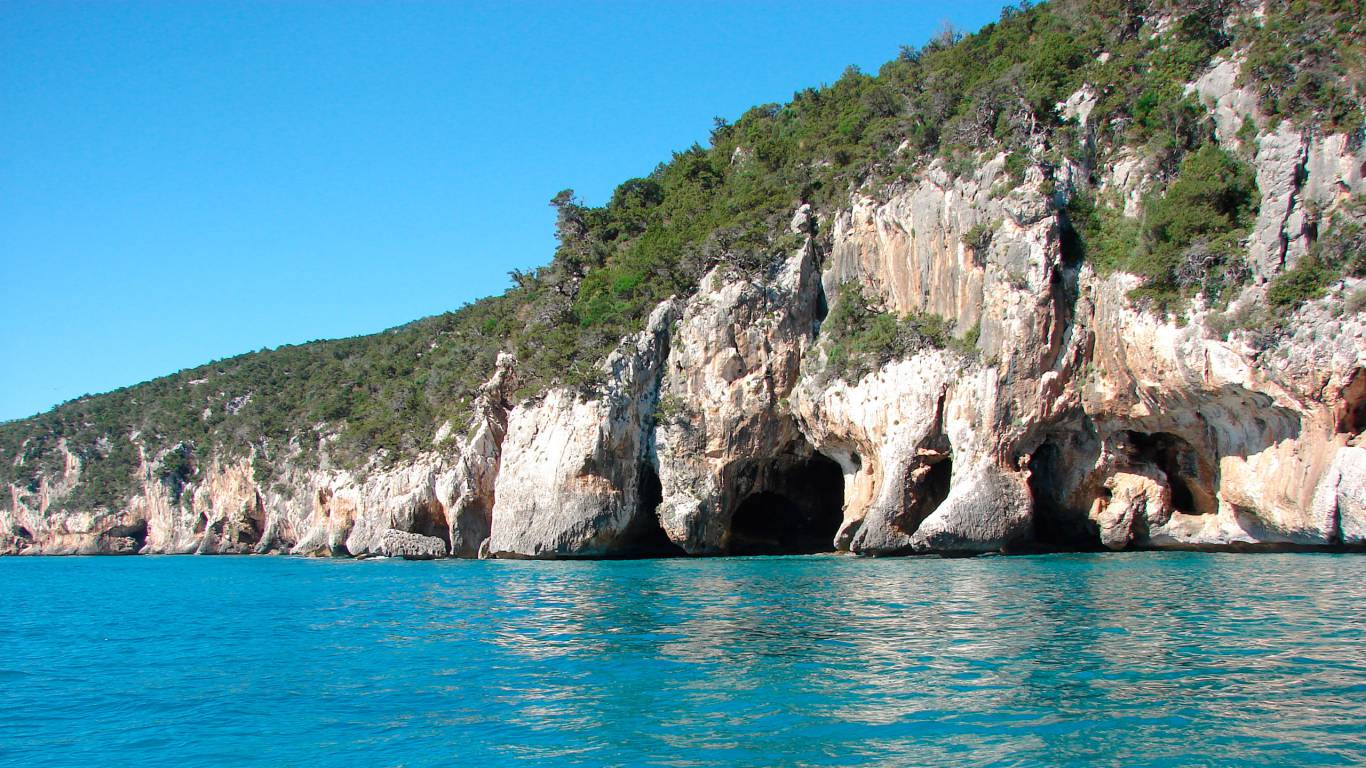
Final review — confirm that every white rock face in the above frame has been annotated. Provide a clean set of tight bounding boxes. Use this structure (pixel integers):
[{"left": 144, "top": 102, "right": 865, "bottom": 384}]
[
  {"left": 283, "top": 354, "right": 522, "bottom": 558},
  {"left": 1248, "top": 123, "right": 1312, "bottom": 277},
  {"left": 653, "top": 234, "right": 825, "bottom": 554},
  {"left": 2, "top": 355, "right": 523, "bottom": 559},
  {"left": 377, "top": 529, "right": 447, "bottom": 560},
  {"left": 1190, "top": 58, "right": 1366, "bottom": 281},
  {"left": 4, "top": 440, "right": 153, "bottom": 555},
  {"left": 1190, "top": 57, "right": 1260, "bottom": 146},
  {"left": 487, "top": 301, "right": 678, "bottom": 558},
  {"left": 827, "top": 163, "right": 990, "bottom": 330},
  {"left": 7, "top": 59, "right": 1366, "bottom": 559},
  {"left": 439, "top": 352, "right": 518, "bottom": 556}
]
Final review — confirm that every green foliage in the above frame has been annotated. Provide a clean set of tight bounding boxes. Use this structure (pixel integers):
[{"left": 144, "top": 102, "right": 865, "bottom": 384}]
[
  {"left": 950, "top": 322, "right": 982, "bottom": 358},
  {"left": 1313, "top": 198, "right": 1366, "bottom": 278},
  {"left": 1207, "top": 198, "right": 1366, "bottom": 335},
  {"left": 654, "top": 393, "right": 687, "bottom": 424},
  {"left": 1084, "top": 1, "right": 1227, "bottom": 160},
  {"left": 1133, "top": 144, "right": 1258, "bottom": 306},
  {"left": 0, "top": 0, "right": 1353, "bottom": 514},
  {"left": 962, "top": 221, "right": 997, "bottom": 254},
  {"left": 1003, "top": 152, "right": 1029, "bottom": 187},
  {"left": 1070, "top": 145, "right": 1258, "bottom": 312},
  {"left": 0, "top": 297, "right": 515, "bottom": 509},
  {"left": 1267, "top": 255, "right": 1335, "bottom": 308},
  {"left": 158, "top": 443, "right": 196, "bottom": 504},
  {"left": 1067, "top": 192, "right": 1143, "bottom": 274},
  {"left": 1241, "top": 0, "right": 1365, "bottom": 133},
  {"left": 822, "top": 283, "right": 958, "bottom": 381},
  {"left": 1347, "top": 288, "right": 1366, "bottom": 315},
  {"left": 1236, "top": 114, "right": 1258, "bottom": 148}
]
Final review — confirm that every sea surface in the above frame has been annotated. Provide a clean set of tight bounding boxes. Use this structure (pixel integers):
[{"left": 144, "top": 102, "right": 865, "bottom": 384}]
[{"left": 2, "top": 552, "right": 1363, "bottom": 767}]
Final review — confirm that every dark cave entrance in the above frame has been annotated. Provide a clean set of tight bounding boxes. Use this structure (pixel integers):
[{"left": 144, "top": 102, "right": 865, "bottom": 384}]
[
  {"left": 108, "top": 520, "right": 149, "bottom": 550},
  {"left": 1119, "top": 431, "right": 1214, "bottom": 516},
  {"left": 1338, "top": 370, "right": 1366, "bottom": 435},
  {"left": 1027, "top": 439, "right": 1100, "bottom": 549},
  {"left": 726, "top": 452, "right": 845, "bottom": 555},
  {"left": 897, "top": 455, "right": 953, "bottom": 538},
  {"left": 611, "top": 462, "right": 685, "bottom": 558},
  {"left": 244, "top": 493, "right": 266, "bottom": 546},
  {"left": 413, "top": 501, "right": 452, "bottom": 550}
]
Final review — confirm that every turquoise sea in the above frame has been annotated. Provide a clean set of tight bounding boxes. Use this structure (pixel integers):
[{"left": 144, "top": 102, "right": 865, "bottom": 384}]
[{"left": 2, "top": 552, "right": 1363, "bottom": 767}]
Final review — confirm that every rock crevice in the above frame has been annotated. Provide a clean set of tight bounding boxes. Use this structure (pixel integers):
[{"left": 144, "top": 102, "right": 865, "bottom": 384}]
[{"left": 6, "top": 58, "right": 1366, "bottom": 558}]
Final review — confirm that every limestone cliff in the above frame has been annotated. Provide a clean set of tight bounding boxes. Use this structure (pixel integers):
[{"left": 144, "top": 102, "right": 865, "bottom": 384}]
[{"left": 4, "top": 7, "right": 1365, "bottom": 558}]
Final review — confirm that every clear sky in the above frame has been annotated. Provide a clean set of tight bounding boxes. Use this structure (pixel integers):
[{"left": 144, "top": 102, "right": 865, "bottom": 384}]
[{"left": 1, "top": 0, "right": 1013, "bottom": 422}]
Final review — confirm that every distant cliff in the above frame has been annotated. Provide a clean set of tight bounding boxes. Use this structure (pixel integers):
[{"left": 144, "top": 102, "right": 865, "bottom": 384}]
[{"left": 5, "top": 0, "right": 1365, "bottom": 557}]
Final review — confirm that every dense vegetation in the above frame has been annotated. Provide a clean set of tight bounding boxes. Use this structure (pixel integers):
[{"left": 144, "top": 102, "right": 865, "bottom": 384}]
[
  {"left": 3, "top": 0, "right": 1361, "bottom": 513},
  {"left": 1068, "top": 144, "right": 1260, "bottom": 312},
  {"left": 821, "top": 283, "right": 975, "bottom": 382},
  {"left": 1241, "top": 0, "right": 1365, "bottom": 134}
]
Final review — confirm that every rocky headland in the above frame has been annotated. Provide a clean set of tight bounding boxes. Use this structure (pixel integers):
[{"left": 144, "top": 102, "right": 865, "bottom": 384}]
[{"left": 4, "top": 0, "right": 1365, "bottom": 558}]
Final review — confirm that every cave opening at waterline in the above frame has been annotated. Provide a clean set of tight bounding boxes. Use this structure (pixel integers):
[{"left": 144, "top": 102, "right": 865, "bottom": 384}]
[
  {"left": 108, "top": 520, "right": 149, "bottom": 550},
  {"left": 1027, "top": 439, "right": 1101, "bottom": 549},
  {"left": 900, "top": 455, "right": 953, "bottom": 536},
  {"left": 1120, "top": 431, "right": 1213, "bottom": 516},
  {"left": 413, "top": 500, "right": 452, "bottom": 549},
  {"left": 611, "top": 462, "right": 686, "bottom": 558},
  {"left": 725, "top": 452, "right": 845, "bottom": 556},
  {"left": 1337, "top": 369, "right": 1366, "bottom": 435}
]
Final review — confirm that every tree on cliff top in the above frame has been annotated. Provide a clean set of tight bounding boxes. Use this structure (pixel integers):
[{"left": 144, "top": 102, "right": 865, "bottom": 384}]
[{"left": 2, "top": 0, "right": 1358, "bottom": 512}]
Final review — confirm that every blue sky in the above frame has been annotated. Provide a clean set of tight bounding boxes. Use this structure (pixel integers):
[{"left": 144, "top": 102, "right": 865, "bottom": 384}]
[{"left": 1, "top": 0, "right": 1012, "bottom": 422}]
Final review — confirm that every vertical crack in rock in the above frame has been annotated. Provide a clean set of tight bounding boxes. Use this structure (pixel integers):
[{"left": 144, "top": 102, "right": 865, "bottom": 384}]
[
  {"left": 1276, "top": 142, "right": 1312, "bottom": 271},
  {"left": 446, "top": 351, "right": 519, "bottom": 557}
]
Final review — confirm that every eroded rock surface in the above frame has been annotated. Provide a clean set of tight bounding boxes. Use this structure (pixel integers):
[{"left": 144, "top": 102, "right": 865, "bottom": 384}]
[
  {"left": 377, "top": 529, "right": 448, "bottom": 560},
  {"left": 5, "top": 57, "right": 1366, "bottom": 559},
  {"left": 487, "top": 301, "right": 678, "bottom": 558},
  {"left": 655, "top": 227, "right": 824, "bottom": 554}
]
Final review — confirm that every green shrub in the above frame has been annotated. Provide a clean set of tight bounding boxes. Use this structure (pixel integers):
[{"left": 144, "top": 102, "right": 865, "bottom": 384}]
[
  {"left": 1067, "top": 192, "right": 1143, "bottom": 275},
  {"left": 822, "top": 283, "right": 957, "bottom": 381},
  {"left": 1346, "top": 288, "right": 1366, "bottom": 315},
  {"left": 962, "top": 221, "right": 997, "bottom": 255},
  {"left": 654, "top": 393, "right": 687, "bottom": 423},
  {"left": 1267, "top": 256, "right": 1335, "bottom": 308},
  {"left": 1236, "top": 114, "right": 1258, "bottom": 149},
  {"left": 950, "top": 322, "right": 982, "bottom": 358},
  {"left": 1, "top": 0, "right": 1343, "bottom": 512},
  {"left": 1070, "top": 145, "right": 1258, "bottom": 313},
  {"left": 1241, "top": 0, "right": 1365, "bottom": 134},
  {"left": 1314, "top": 200, "right": 1366, "bottom": 277}
]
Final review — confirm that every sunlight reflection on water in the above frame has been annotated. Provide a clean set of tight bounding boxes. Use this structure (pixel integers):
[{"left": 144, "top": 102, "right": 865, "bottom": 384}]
[{"left": 1, "top": 552, "right": 1364, "bottom": 767}]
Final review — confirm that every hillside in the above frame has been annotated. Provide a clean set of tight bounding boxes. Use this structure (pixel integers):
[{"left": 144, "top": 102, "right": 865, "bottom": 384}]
[{"left": 4, "top": 0, "right": 1365, "bottom": 558}]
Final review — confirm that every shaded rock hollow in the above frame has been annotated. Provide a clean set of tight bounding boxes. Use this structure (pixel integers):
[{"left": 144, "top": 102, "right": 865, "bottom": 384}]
[{"left": 5, "top": 38, "right": 1366, "bottom": 559}]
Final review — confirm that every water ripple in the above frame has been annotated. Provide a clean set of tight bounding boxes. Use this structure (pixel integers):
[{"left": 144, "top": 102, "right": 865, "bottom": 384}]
[{"left": 1, "top": 552, "right": 1363, "bottom": 767}]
